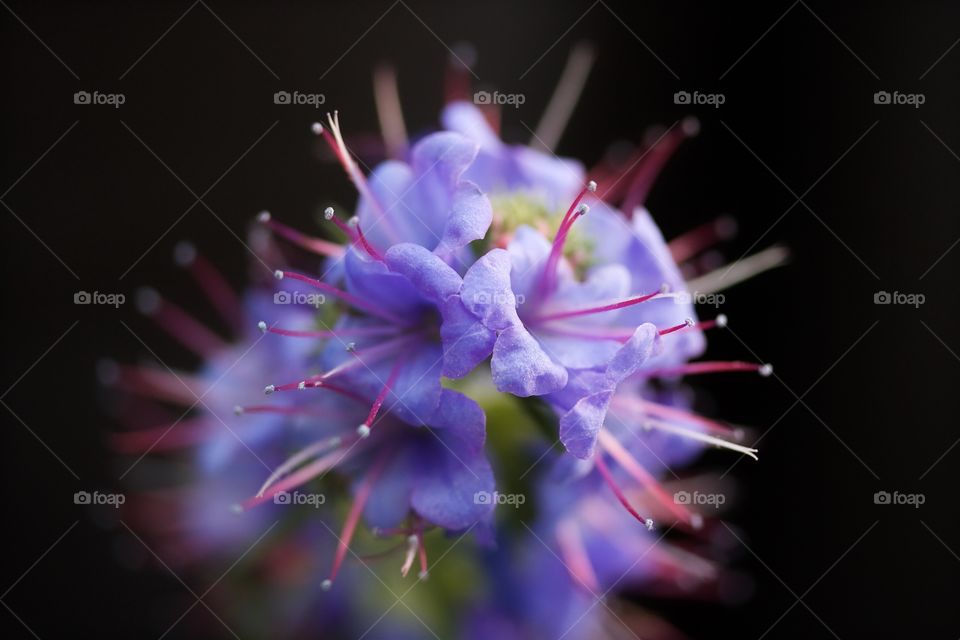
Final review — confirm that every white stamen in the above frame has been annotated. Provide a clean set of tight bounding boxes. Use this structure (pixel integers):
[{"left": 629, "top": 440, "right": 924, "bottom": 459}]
[
  {"left": 576, "top": 203, "right": 590, "bottom": 215},
  {"left": 684, "top": 245, "right": 789, "bottom": 295},
  {"left": 297, "top": 381, "right": 306, "bottom": 390},
  {"left": 345, "top": 342, "right": 357, "bottom": 352},
  {"left": 311, "top": 122, "right": 324, "bottom": 135},
  {"left": 274, "top": 270, "right": 284, "bottom": 280},
  {"left": 323, "top": 206, "right": 335, "bottom": 220},
  {"left": 257, "top": 210, "right": 271, "bottom": 223},
  {"left": 257, "top": 321, "right": 267, "bottom": 333},
  {"left": 229, "top": 503, "right": 244, "bottom": 515},
  {"left": 644, "top": 418, "right": 759, "bottom": 460},
  {"left": 264, "top": 384, "right": 276, "bottom": 395},
  {"left": 233, "top": 405, "right": 244, "bottom": 415},
  {"left": 645, "top": 518, "right": 655, "bottom": 531},
  {"left": 587, "top": 180, "right": 597, "bottom": 192},
  {"left": 321, "top": 579, "right": 332, "bottom": 591},
  {"left": 715, "top": 313, "right": 728, "bottom": 328},
  {"left": 356, "top": 424, "right": 371, "bottom": 438},
  {"left": 759, "top": 363, "right": 774, "bottom": 377}
]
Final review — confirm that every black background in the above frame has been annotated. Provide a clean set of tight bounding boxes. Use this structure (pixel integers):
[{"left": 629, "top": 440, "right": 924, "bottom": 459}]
[{"left": 2, "top": 1, "right": 959, "bottom": 638}]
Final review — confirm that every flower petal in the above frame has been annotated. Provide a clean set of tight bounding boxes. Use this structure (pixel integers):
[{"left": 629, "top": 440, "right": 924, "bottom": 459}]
[
  {"left": 384, "top": 242, "right": 463, "bottom": 305},
  {"left": 438, "top": 297, "right": 497, "bottom": 379},
  {"left": 461, "top": 248, "right": 521, "bottom": 331},
  {"left": 491, "top": 325, "right": 568, "bottom": 396},
  {"left": 559, "top": 390, "right": 613, "bottom": 459}
]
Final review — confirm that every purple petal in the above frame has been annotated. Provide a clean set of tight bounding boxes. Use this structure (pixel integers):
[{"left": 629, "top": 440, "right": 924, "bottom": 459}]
[
  {"left": 435, "top": 181, "right": 493, "bottom": 257},
  {"left": 461, "top": 248, "right": 521, "bottom": 331},
  {"left": 559, "top": 390, "right": 613, "bottom": 459},
  {"left": 384, "top": 242, "right": 463, "bottom": 305},
  {"left": 410, "top": 438, "right": 495, "bottom": 532},
  {"left": 491, "top": 325, "right": 568, "bottom": 396},
  {"left": 438, "top": 297, "right": 497, "bottom": 379},
  {"left": 427, "top": 388, "right": 486, "bottom": 453}
]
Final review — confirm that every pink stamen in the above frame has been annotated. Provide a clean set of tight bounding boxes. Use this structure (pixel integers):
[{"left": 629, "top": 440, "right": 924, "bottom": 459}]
[
  {"left": 537, "top": 182, "right": 596, "bottom": 297},
  {"left": 641, "top": 400, "right": 740, "bottom": 439},
  {"left": 598, "top": 430, "right": 699, "bottom": 529},
  {"left": 533, "top": 288, "right": 662, "bottom": 324},
  {"left": 136, "top": 288, "right": 227, "bottom": 356},
  {"left": 668, "top": 215, "right": 737, "bottom": 263},
  {"left": 639, "top": 360, "right": 771, "bottom": 378},
  {"left": 275, "top": 270, "right": 404, "bottom": 324},
  {"left": 620, "top": 117, "right": 699, "bottom": 213},
  {"left": 357, "top": 357, "right": 405, "bottom": 438},
  {"left": 556, "top": 519, "right": 601, "bottom": 593},
  {"left": 323, "top": 455, "right": 388, "bottom": 589},
  {"left": 174, "top": 242, "right": 242, "bottom": 332},
  {"left": 256, "top": 212, "right": 345, "bottom": 258},
  {"left": 417, "top": 532, "right": 429, "bottom": 580},
  {"left": 322, "top": 207, "right": 383, "bottom": 261},
  {"left": 104, "top": 363, "right": 204, "bottom": 406},
  {"left": 658, "top": 319, "right": 696, "bottom": 336},
  {"left": 260, "top": 323, "right": 398, "bottom": 340},
  {"left": 110, "top": 417, "right": 214, "bottom": 454},
  {"left": 594, "top": 454, "right": 655, "bottom": 530},
  {"left": 240, "top": 444, "right": 360, "bottom": 511}
]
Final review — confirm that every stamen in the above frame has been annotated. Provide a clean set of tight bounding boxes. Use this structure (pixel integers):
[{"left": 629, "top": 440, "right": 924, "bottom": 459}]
[
  {"left": 241, "top": 445, "right": 360, "bottom": 511},
  {"left": 320, "top": 111, "right": 389, "bottom": 224},
  {"left": 537, "top": 182, "right": 596, "bottom": 297},
  {"left": 640, "top": 400, "right": 742, "bottom": 439},
  {"left": 530, "top": 41, "right": 596, "bottom": 153},
  {"left": 593, "top": 453, "right": 655, "bottom": 530},
  {"left": 621, "top": 117, "right": 699, "bottom": 213},
  {"left": 638, "top": 360, "right": 772, "bottom": 378},
  {"left": 135, "top": 287, "right": 227, "bottom": 356},
  {"left": 443, "top": 42, "right": 477, "bottom": 103},
  {"left": 357, "top": 357, "right": 405, "bottom": 438},
  {"left": 322, "top": 206, "right": 382, "bottom": 261},
  {"left": 256, "top": 210, "right": 345, "bottom": 258},
  {"left": 173, "top": 242, "right": 242, "bottom": 332},
  {"left": 324, "top": 456, "right": 388, "bottom": 589},
  {"left": 256, "top": 435, "right": 344, "bottom": 497},
  {"left": 658, "top": 318, "right": 695, "bottom": 336},
  {"left": 533, "top": 286, "right": 662, "bottom": 324},
  {"left": 274, "top": 270, "right": 403, "bottom": 324},
  {"left": 684, "top": 245, "right": 789, "bottom": 295},
  {"left": 373, "top": 65, "right": 408, "bottom": 159},
  {"left": 598, "top": 430, "right": 700, "bottom": 528},
  {"left": 101, "top": 362, "right": 203, "bottom": 406},
  {"left": 668, "top": 216, "right": 738, "bottom": 263},
  {"left": 642, "top": 418, "right": 758, "bottom": 460},
  {"left": 400, "top": 534, "right": 419, "bottom": 577},
  {"left": 258, "top": 322, "right": 399, "bottom": 340},
  {"left": 109, "top": 417, "right": 214, "bottom": 454},
  {"left": 555, "top": 518, "right": 601, "bottom": 592}
]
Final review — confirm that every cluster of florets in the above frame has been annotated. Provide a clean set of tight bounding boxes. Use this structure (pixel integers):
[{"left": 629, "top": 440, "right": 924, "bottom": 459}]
[{"left": 108, "top": 60, "right": 782, "bottom": 639}]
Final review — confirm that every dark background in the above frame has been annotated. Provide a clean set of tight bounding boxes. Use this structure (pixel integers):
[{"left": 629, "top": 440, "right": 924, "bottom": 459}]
[{"left": 2, "top": 1, "right": 959, "bottom": 638}]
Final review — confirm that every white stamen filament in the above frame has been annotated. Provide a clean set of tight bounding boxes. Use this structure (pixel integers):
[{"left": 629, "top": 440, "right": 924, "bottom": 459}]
[
  {"left": 643, "top": 418, "right": 759, "bottom": 460},
  {"left": 531, "top": 42, "right": 596, "bottom": 153},
  {"left": 256, "top": 435, "right": 343, "bottom": 497},
  {"left": 684, "top": 245, "right": 789, "bottom": 294}
]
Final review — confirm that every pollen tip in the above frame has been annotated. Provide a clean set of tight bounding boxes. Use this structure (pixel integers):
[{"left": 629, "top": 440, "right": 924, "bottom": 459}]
[
  {"left": 256, "top": 210, "right": 271, "bottom": 223},
  {"left": 407, "top": 534, "right": 419, "bottom": 544},
  {"left": 759, "top": 363, "right": 774, "bottom": 377},
  {"left": 576, "top": 203, "right": 590, "bottom": 215},
  {"left": 418, "top": 570, "right": 429, "bottom": 581},
  {"left": 173, "top": 241, "right": 196, "bottom": 267},
  {"left": 645, "top": 518, "right": 655, "bottom": 531},
  {"left": 681, "top": 116, "right": 701, "bottom": 137},
  {"left": 134, "top": 287, "right": 161, "bottom": 316},
  {"left": 659, "top": 283, "right": 671, "bottom": 294},
  {"left": 233, "top": 405, "right": 244, "bottom": 415},
  {"left": 715, "top": 313, "right": 728, "bottom": 328},
  {"left": 323, "top": 206, "right": 335, "bottom": 220},
  {"left": 297, "top": 381, "right": 306, "bottom": 391},
  {"left": 684, "top": 317, "right": 695, "bottom": 327},
  {"left": 273, "top": 269, "right": 284, "bottom": 280},
  {"left": 690, "top": 513, "right": 704, "bottom": 530},
  {"left": 586, "top": 180, "right": 597, "bottom": 192},
  {"left": 257, "top": 320, "right": 267, "bottom": 333},
  {"left": 357, "top": 424, "right": 371, "bottom": 438},
  {"left": 345, "top": 342, "right": 357, "bottom": 352},
  {"left": 311, "top": 122, "right": 324, "bottom": 135},
  {"left": 229, "top": 503, "right": 244, "bottom": 515},
  {"left": 347, "top": 216, "right": 359, "bottom": 228},
  {"left": 264, "top": 384, "right": 276, "bottom": 395},
  {"left": 320, "top": 579, "right": 333, "bottom": 591}
]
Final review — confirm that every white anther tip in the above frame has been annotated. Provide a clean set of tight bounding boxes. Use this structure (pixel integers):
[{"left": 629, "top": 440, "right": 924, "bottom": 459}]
[
  {"left": 659, "top": 283, "right": 671, "bottom": 294},
  {"left": 173, "top": 241, "right": 196, "bottom": 267},
  {"left": 715, "top": 314, "right": 728, "bottom": 328},
  {"left": 418, "top": 570, "right": 429, "bottom": 581},
  {"left": 759, "top": 363, "right": 774, "bottom": 377},
  {"left": 256, "top": 210, "right": 271, "bottom": 223},
  {"left": 321, "top": 579, "right": 332, "bottom": 591},
  {"left": 134, "top": 287, "right": 161, "bottom": 315},
  {"left": 681, "top": 116, "right": 701, "bottom": 137},
  {"left": 345, "top": 342, "right": 357, "bottom": 352},
  {"left": 323, "top": 207, "right": 335, "bottom": 220},
  {"left": 586, "top": 180, "right": 597, "bottom": 192},
  {"left": 311, "top": 122, "right": 324, "bottom": 135},
  {"left": 645, "top": 518, "right": 655, "bottom": 531},
  {"left": 229, "top": 503, "right": 244, "bottom": 515},
  {"left": 576, "top": 203, "right": 590, "bottom": 215},
  {"left": 233, "top": 405, "right": 244, "bottom": 415},
  {"left": 273, "top": 270, "right": 284, "bottom": 280},
  {"left": 684, "top": 317, "right": 695, "bottom": 327},
  {"left": 264, "top": 384, "right": 276, "bottom": 395},
  {"left": 357, "top": 424, "right": 371, "bottom": 438},
  {"left": 407, "top": 534, "right": 419, "bottom": 544},
  {"left": 690, "top": 513, "right": 704, "bottom": 530},
  {"left": 297, "top": 381, "right": 306, "bottom": 390},
  {"left": 347, "top": 216, "right": 359, "bottom": 228},
  {"left": 257, "top": 321, "right": 267, "bottom": 333}
]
